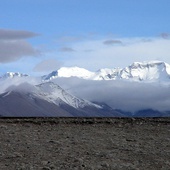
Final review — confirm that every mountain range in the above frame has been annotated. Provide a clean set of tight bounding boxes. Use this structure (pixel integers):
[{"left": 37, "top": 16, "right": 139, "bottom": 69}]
[
  {"left": 0, "top": 61, "right": 170, "bottom": 117},
  {"left": 1, "top": 60, "right": 170, "bottom": 82},
  {"left": 42, "top": 61, "right": 170, "bottom": 82}
]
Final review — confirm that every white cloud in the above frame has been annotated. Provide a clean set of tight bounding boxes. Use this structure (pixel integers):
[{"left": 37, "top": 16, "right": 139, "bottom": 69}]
[
  {"left": 53, "top": 77, "right": 170, "bottom": 112},
  {"left": 55, "top": 37, "right": 170, "bottom": 70},
  {"left": 0, "top": 76, "right": 41, "bottom": 94}
]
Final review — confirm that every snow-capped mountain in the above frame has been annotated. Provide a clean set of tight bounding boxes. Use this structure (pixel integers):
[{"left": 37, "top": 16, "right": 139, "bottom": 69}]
[
  {"left": 42, "top": 67, "right": 117, "bottom": 80},
  {"left": 1, "top": 61, "right": 170, "bottom": 117},
  {"left": 34, "top": 82, "right": 101, "bottom": 109},
  {"left": 120, "top": 61, "right": 170, "bottom": 81},
  {"left": 42, "top": 61, "right": 170, "bottom": 82},
  {"left": 1, "top": 61, "right": 170, "bottom": 82},
  {"left": 0, "top": 82, "right": 122, "bottom": 117},
  {"left": 42, "top": 67, "right": 94, "bottom": 80}
]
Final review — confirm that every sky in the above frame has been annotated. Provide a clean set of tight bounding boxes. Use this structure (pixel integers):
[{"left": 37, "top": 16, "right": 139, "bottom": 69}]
[{"left": 0, "top": 0, "right": 170, "bottom": 75}]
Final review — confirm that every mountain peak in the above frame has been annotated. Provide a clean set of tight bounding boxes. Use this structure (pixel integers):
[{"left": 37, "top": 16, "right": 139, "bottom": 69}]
[
  {"left": 121, "top": 60, "right": 170, "bottom": 81},
  {"left": 58, "top": 66, "right": 94, "bottom": 78},
  {"left": 34, "top": 82, "right": 102, "bottom": 109}
]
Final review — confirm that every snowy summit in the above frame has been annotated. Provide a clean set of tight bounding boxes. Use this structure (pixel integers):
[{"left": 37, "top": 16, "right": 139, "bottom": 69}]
[{"left": 42, "top": 61, "right": 170, "bottom": 82}]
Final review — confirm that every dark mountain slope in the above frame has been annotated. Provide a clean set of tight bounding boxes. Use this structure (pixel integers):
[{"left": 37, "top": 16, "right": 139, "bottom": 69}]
[{"left": 0, "top": 90, "right": 123, "bottom": 117}]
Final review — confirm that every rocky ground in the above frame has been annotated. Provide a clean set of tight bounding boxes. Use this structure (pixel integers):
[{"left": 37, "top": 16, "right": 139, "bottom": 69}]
[{"left": 0, "top": 118, "right": 169, "bottom": 170}]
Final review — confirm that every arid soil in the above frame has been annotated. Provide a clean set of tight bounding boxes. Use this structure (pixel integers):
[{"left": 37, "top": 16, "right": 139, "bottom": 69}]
[{"left": 0, "top": 118, "right": 169, "bottom": 170}]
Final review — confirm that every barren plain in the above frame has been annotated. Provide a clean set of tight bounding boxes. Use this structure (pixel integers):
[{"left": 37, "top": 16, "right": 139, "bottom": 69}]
[{"left": 0, "top": 118, "right": 169, "bottom": 170}]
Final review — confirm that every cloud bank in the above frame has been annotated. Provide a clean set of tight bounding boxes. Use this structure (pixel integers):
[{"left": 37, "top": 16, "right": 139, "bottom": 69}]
[
  {"left": 53, "top": 77, "right": 170, "bottom": 112},
  {"left": 0, "top": 76, "right": 41, "bottom": 94},
  {"left": 1, "top": 73, "right": 170, "bottom": 113}
]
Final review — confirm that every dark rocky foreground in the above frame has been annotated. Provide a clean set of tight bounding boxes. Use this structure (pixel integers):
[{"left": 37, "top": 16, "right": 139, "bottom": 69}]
[{"left": 0, "top": 118, "right": 169, "bottom": 170}]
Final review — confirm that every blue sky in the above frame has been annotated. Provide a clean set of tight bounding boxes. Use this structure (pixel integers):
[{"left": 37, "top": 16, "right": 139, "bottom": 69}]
[{"left": 0, "top": 0, "right": 170, "bottom": 75}]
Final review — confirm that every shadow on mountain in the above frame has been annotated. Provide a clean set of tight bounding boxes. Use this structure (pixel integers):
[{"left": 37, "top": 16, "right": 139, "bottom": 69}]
[{"left": 0, "top": 91, "right": 123, "bottom": 117}]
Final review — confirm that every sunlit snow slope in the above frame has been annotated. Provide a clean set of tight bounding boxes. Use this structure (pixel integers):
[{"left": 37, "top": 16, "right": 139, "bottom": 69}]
[{"left": 43, "top": 61, "right": 170, "bottom": 82}]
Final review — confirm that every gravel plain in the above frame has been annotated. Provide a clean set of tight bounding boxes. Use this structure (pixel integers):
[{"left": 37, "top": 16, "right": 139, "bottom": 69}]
[{"left": 0, "top": 118, "right": 170, "bottom": 170}]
